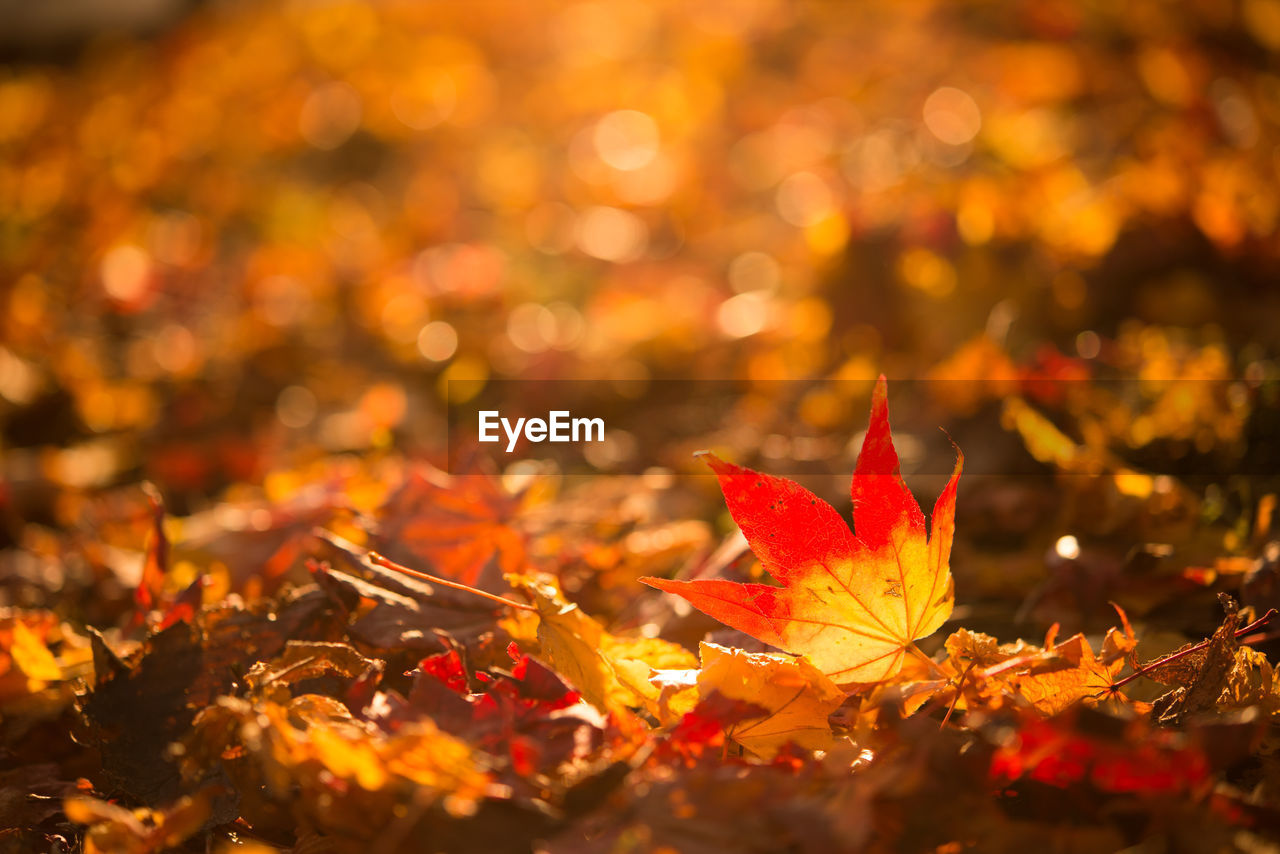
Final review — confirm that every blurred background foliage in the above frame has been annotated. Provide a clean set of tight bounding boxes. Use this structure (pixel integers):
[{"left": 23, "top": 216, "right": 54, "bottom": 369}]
[{"left": 3, "top": 0, "right": 1280, "bottom": 634}]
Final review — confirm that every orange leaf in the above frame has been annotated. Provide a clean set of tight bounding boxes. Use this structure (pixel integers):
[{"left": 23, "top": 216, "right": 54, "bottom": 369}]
[
  {"left": 691, "top": 642, "right": 845, "bottom": 759},
  {"left": 973, "top": 609, "right": 1137, "bottom": 715},
  {"left": 642, "top": 376, "right": 962, "bottom": 684},
  {"left": 377, "top": 467, "right": 525, "bottom": 589},
  {"left": 1001, "top": 633, "right": 1124, "bottom": 716}
]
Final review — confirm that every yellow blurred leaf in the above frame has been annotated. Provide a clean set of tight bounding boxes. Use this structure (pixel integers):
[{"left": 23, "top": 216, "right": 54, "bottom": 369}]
[
  {"left": 260, "top": 699, "right": 488, "bottom": 810},
  {"left": 67, "top": 788, "right": 217, "bottom": 854},
  {"left": 1002, "top": 396, "right": 1083, "bottom": 471},
  {"left": 10, "top": 619, "right": 62, "bottom": 691},
  {"left": 694, "top": 642, "right": 845, "bottom": 759},
  {"left": 64, "top": 795, "right": 145, "bottom": 836},
  {"left": 517, "top": 578, "right": 696, "bottom": 717}
]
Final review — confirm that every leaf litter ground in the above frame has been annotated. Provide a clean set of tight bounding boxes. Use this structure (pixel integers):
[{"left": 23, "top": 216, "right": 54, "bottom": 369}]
[{"left": 6, "top": 380, "right": 1280, "bottom": 854}]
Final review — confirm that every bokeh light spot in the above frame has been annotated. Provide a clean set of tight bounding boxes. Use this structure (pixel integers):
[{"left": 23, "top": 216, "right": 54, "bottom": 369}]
[
  {"left": 299, "top": 82, "right": 363, "bottom": 150},
  {"left": 923, "top": 87, "right": 982, "bottom": 146},
  {"left": 594, "top": 110, "right": 660, "bottom": 171},
  {"left": 717, "top": 291, "right": 771, "bottom": 338},
  {"left": 418, "top": 321, "right": 460, "bottom": 362},
  {"left": 277, "top": 385, "right": 318, "bottom": 429},
  {"left": 1054, "top": 535, "right": 1081, "bottom": 560},
  {"left": 101, "top": 245, "right": 153, "bottom": 304},
  {"left": 576, "top": 206, "right": 649, "bottom": 262}
]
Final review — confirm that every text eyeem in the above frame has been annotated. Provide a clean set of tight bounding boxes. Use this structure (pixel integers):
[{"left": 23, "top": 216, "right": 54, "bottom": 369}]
[{"left": 478, "top": 410, "right": 605, "bottom": 452}]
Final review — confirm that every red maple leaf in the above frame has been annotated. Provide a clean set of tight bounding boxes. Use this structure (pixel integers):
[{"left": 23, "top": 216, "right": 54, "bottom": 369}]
[{"left": 642, "top": 376, "right": 962, "bottom": 684}]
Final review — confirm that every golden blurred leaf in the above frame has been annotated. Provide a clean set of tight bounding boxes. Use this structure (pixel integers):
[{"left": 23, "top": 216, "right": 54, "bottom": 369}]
[
  {"left": 66, "top": 788, "right": 217, "bottom": 854},
  {"left": 189, "top": 692, "right": 492, "bottom": 835},
  {"left": 516, "top": 578, "right": 696, "bottom": 718},
  {"left": 691, "top": 642, "right": 845, "bottom": 759},
  {"left": 9, "top": 620, "right": 62, "bottom": 684}
]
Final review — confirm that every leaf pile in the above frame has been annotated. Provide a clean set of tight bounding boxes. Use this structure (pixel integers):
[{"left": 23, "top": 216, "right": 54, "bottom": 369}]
[{"left": 5, "top": 379, "right": 1280, "bottom": 853}]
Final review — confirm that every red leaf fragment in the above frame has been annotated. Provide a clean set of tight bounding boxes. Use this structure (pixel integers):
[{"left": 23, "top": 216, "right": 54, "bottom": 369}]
[
  {"left": 156, "top": 575, "right": 205, "bottom": 632},
  {"left": 671, "top": 692, "right": 771, "bottom": 754},
  {"left": 990, "top": 717, "right": 1209, "bottom": 795},
  {"left": 131, "top": 484, "right": 168, "bottom": 626}
]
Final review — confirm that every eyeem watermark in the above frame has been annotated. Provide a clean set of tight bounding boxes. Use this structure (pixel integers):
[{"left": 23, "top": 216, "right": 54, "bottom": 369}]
[
  {"left": 450, "top": 379, "right": 1279, "bottom": 475},
  {"left": 478, "top": 410, "right": 605, "bottom": 453}
]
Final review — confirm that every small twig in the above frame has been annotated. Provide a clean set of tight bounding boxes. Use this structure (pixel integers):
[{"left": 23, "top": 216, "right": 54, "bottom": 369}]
[
  {"left": 941, "top": 662, "right": 976, "bottom": 730},
  {"left": 1105, "top": 608, "right": 1277, "bottom": 695},
  {"left": 367, "top": 551, "right": 537, "bottom": 612}
]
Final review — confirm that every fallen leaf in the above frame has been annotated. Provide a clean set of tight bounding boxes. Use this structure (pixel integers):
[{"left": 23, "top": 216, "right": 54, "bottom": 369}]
[
  {"left": 0, "top": 764, "right": 78, "bottom": 831},
  {"left": 187, "top": 692, "right": 493, "bottom": 839},
  {"left": 65, "top": 787, "right": 218, "bottom": 854},
  {"left": 1005, "top": 632, "right": 1129, "bottom": 717},
  {"left": 310, "top": 557, "right": 501, "bottom": 655},
  {"left": 944, "top": 628, "right": 1035, "bottom": 671},
  {"left": 375, "top": 466, "right": 525, "bottom": 590},
  {"left": 688, "top": 642, "right": 846, "bottom": 759},
  {"left": 155, "top": 575, "right": 204, "bottom": 632},
  {"left": 0, "top": 611, "right": 68, "bottom": 705},
  {"left": 244, "top": 640, "right": 384, "bottom": 701},
  {"left": 1222, "top": 646, "right": 1280, "bottom": 713},
  {"left": 642, "top": 376, "right": 962, "bottom": 684},
  {"left": 388, "top": 644, "right": 606, "bottom": 782},
  {"left": 80, "top": 587, "right": 340, "bottom": 808},
  {"left": 974, "top": 611, "right": 1137, "bottom": 716},
  {"left": 1143, "top": 597, "right": 1276, "bottom": 723},
  {"left": 79, "top": 623, "right": 206, "bottom": 806},
  {"left": 658, "top": 691, "right": 771, "bottom": 761},
  {"left": 516, "top": 579, "right": 696, "bottom": 717}
]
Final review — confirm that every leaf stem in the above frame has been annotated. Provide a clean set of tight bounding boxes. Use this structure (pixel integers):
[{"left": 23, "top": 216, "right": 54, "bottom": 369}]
[
  {"left": 941, "top": 662, "right": 975, "bottom": 730},
  {"left": 367, "top": 551, "right": 537, "bottom": 612},
  {"left": 1107, "top": 608, "right": 1277, "bottom": 693},
  {"left": 907, "top": 642, "right": 952, "bottom": 680}
]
